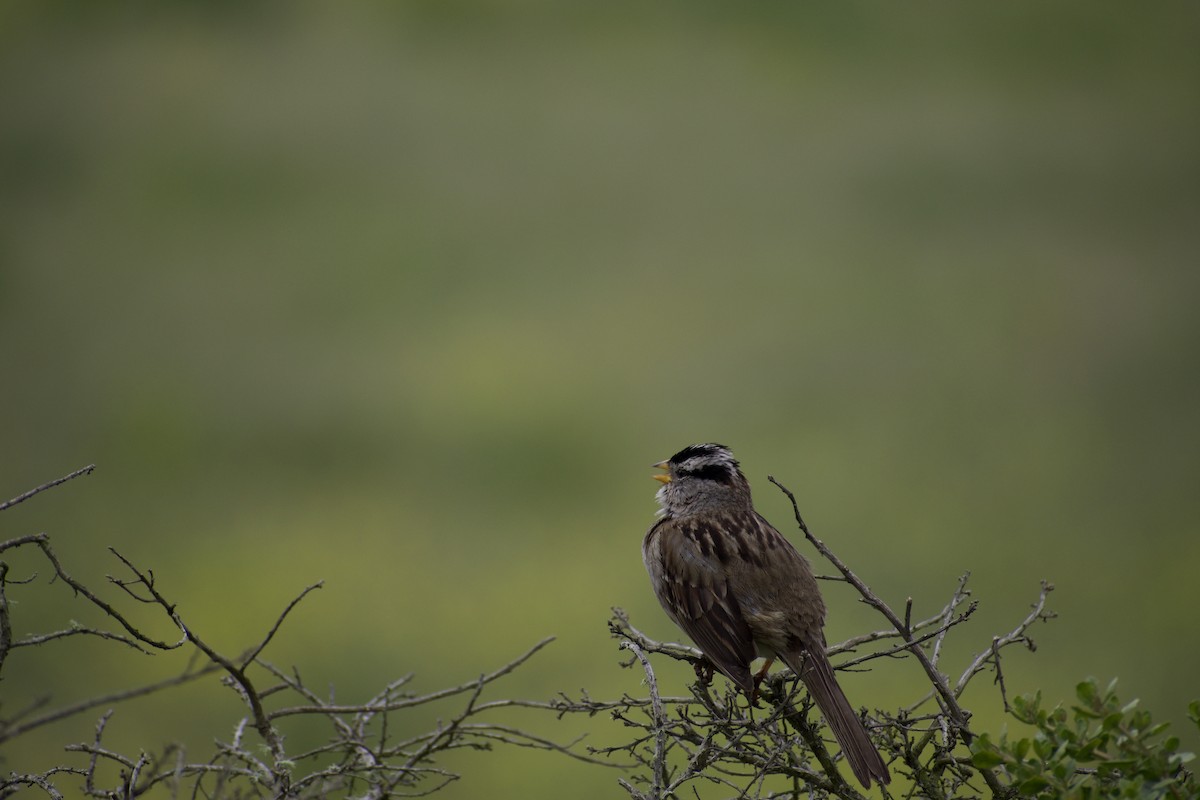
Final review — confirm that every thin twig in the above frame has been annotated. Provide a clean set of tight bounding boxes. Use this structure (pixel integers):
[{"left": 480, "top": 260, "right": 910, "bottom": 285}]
[
  {"left": 931, "top": 573, "right": 973, "bottom": 670},
  {"left": 19, "top": 535, "right": 186, "bottom": 650},
  {"left": 0, "top": 662, "right": 223, "bottom": 746},
  {"left": 13, "top": 625, "right": 153, "bottom": 654},
  {"left": 269, "top": 637, "right": 556, "bottom": 720},
  {"left": 953, "top": 581, "right": 1055, "bottom": 699},
  {"left": 240, "top": 581, "right": 324, "bottom": 667},
  {"left": 0, "top": 773, "right": 69, "bottom": 799},
  {"left": 833, "top": 601, "right": 978, "bottom": 671},
  {"left": 0, "top": 465, "right": 95, "bottom": 512}
]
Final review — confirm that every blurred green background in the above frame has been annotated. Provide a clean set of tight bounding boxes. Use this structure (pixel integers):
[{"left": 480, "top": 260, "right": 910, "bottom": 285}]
[{"left": 2, "top": 2, "right": 1198, "bottom": 797}]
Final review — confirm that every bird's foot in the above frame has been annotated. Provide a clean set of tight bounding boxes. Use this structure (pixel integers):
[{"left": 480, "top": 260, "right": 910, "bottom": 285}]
[{"left": 749, "top": 657, "right": 776, "bottom": 706}]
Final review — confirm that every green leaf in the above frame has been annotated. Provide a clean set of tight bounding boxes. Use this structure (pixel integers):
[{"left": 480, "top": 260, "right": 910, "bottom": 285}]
[
  {"left": 1013, "top": 692, "right": 1041, "bottom": 723},
  {"left": 1015, "top": 737, "right": 1031, "bottom": 760},
  {"left": 1019, "top": 775, "right": 1051, "bottom": 793}
]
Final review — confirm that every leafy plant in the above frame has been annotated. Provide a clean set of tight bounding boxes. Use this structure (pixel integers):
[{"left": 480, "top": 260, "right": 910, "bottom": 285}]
[{"left": 971, "top": 678, "right": 1198, "bottom": 799}]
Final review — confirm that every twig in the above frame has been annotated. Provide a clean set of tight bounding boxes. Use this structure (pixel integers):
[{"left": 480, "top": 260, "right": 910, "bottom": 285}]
[
  {"left": 84, "top": 710, "right": 115, "bottom": 797},
  {"left": 834, "top": 601, "right": 978, "bottom": 671},
  {"left": 0, "top": 662, "right": 223, "bottom": 746},
  {"left": 621, "top": 640, "right": 668, "bottom": 797},
  {"left": 610, "top": 607, "right": 705, "bottom": 664},
  {"left": 931, "top": 573, "right": 973, "bottom": 670},
  {"left": 0, "top": 773, "right": 69, "bottom": 799},
  {"left": 13, "top": 625, "right": 153, "bottom": 654},
  {"left": 953, "top": 581, "right": 1055, "bottom": 699},
  {"left": 240, "top": 581, "right": 324, "bottom": 667},
  {"left": 0, "top": 465, "right": 95, "bottom": 512},
  {"left": 11, "top": 535, "right": 187, "bottom": 651},
  {"left": 990, "top": 638, "right": 1010, "bottom": 713},
  {"left": 0, "top": 563, "right": 12, "bottom": 678},
  {"left": 269, "top": 637, "right": 556, "bottom": 720}
]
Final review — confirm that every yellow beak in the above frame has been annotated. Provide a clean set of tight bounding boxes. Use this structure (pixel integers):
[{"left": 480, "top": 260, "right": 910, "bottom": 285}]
[{"left": 652, "top": 460, "right": 672, "bottom": 484}]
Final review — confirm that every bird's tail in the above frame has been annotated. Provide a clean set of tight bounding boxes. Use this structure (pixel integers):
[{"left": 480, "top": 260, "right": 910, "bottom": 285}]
[{"left": 783, "top": 648, "right": 890, "bottom": 789}]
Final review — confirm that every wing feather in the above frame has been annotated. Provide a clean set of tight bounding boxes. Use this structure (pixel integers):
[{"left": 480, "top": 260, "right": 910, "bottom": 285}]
[{"left": 644, "top": 518, "right": 756, "bottom": 692}]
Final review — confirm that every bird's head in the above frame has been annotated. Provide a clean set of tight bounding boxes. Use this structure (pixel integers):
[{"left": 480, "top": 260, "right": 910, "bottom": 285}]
[{"left": 652, "top": 443, "right": 751, "bottom": 518}]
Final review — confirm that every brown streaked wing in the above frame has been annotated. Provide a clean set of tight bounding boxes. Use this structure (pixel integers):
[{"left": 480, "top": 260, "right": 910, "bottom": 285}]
[{"left": 649, "top": 518, "right": 756, "bottom": 692}]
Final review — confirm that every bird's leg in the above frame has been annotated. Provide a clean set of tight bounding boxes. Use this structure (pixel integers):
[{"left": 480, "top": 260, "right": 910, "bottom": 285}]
[{"left": 750, "top": 657, "right": 775, "bottom": 705}]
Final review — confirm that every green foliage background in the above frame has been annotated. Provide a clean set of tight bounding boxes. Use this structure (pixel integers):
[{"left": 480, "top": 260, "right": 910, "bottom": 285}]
[{"left": 2, "top": 2, "right": 1197, "bottom": 797}]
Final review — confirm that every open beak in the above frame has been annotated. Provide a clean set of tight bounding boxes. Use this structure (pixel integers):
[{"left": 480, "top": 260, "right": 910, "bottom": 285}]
[{"left": 652, "top": 460, "right": 672, "bottom": 484}]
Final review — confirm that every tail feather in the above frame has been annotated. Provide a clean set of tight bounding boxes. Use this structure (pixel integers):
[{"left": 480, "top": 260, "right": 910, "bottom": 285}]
[{"left": 784, "top": 648, "right": 890, "bottom": 789}]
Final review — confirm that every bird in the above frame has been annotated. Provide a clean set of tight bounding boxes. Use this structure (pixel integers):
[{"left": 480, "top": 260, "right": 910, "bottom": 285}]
[{"left": 642, "top": 443, "right": 891, "bottom": 789}]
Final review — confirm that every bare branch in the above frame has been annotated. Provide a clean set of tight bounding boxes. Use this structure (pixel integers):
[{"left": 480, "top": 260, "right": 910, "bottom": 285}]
[
  {"left": 269, "top": 636, "right": 556, "bottom": 720},
  {"left": 620, "top": 639, "right": 668, "bottom": 796},
  {"left": 6, "top": 536, "right": 582, "bottom": 799},
  {"left": 0, "top": 661, "right": 223, "bottom": 746},
  {"left": 834, "top": 599, "right": 978, "bottom": 671},
  {"left": 6, "top": 535, "right": 187, "bottom": 651},
  {"left": 953, "top": 580, "right": 1055, "bottom": 698},
  {"left": 0, "top": 772, "right": 71, "bottom": 799},
  {"left": 239, "top": 581, "right": 324, "bottom": 668},
  {"left": 932, "top": 572, "right": 973, "bottom": 670},
  {"left": 0, "top": 562, "right": 13, "bottom": 677},
  {"left": 12, "top": 624, "right": 153, "bottom": 654},
  {"left": 0, "top": 464, "right": 95, "bottom": 512}
]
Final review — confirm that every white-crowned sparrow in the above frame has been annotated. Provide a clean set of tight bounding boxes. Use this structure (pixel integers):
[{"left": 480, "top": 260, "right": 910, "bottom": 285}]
[{"left": 642, "top": 443, "right": 890, "bottom": 788}]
